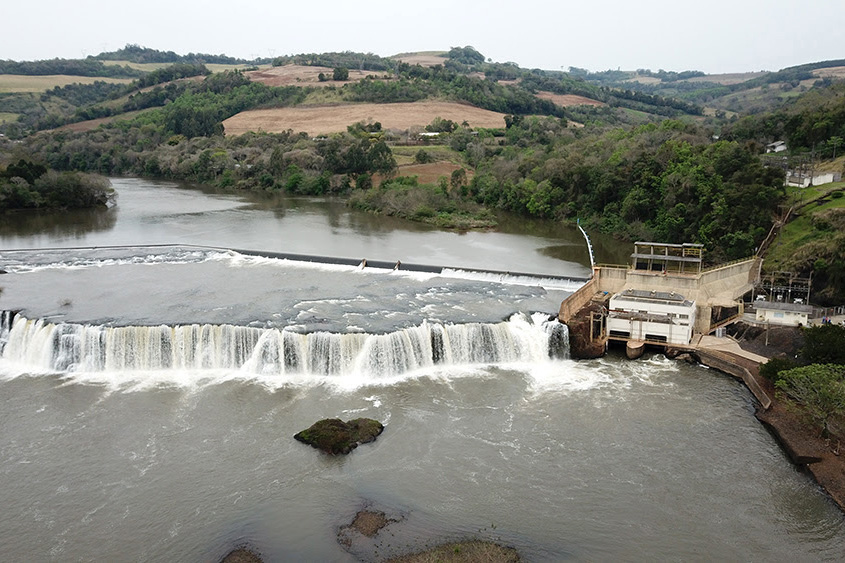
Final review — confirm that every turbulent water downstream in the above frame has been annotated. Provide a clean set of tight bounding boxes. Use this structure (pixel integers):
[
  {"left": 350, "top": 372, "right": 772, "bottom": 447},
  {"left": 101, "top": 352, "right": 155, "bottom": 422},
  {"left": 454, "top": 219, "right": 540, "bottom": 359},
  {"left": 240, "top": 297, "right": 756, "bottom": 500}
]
[{"left": 0, "top": 178, "right": 843, "bottom": 561}]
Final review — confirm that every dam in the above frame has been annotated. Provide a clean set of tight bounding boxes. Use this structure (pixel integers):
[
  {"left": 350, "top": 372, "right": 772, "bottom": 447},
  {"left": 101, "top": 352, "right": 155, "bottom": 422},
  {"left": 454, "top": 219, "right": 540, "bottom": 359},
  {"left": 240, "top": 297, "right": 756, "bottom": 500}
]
[{"left": 558, "top": 241, "right": 771, "bottom": 407}]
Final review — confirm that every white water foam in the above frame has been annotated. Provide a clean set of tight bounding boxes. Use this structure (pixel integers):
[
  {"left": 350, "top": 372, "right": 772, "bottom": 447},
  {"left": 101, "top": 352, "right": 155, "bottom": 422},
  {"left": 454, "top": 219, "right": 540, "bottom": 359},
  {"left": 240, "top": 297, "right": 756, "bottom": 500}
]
[
  {"left": 440, "top": 268, "right": 587, "bottom": 291},
  {"left": 0, "top": 312, "right": 569, "bottom": 391}
]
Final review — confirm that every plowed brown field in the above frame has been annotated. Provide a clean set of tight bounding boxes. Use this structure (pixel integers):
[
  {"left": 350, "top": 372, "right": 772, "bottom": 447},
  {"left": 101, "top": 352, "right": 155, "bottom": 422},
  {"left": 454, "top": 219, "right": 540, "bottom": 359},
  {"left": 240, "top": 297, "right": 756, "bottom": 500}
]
[
  {"left": 392, "top": 54, "right": 447, "bottom": 67},
  {"left": 245, "top": 64, "right": 376, "bottom": 87},
  {"left": 222, "top": 101, "right": 507, "bottom": 136},
  {"left": 536, "top": 91, "right": 604, "bottom": 107}
]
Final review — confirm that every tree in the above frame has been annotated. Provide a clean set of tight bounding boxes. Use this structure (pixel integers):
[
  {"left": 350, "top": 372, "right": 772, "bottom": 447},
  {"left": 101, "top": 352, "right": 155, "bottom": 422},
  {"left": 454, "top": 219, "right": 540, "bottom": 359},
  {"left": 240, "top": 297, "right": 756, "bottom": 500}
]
[
  {"left": 828, "top": 136, "right": 843, "bottom": 159},
  {"left": 776, "top": 364, "right": 845, "bottom": 436},
  {"left": 802, "top": 324, "right": 845, "bottom": 365},
  {"left": 425, "top": 117, "right": 457, "bottom": 133},
  {"left": 367, "top": 140, "right": 397, "bottom": 176},
  {"left": 450, "top": 168, "right": 467, "bottom": 191},
  {"left": 333, "top": 67, "right": 349, "bottom": 81}
]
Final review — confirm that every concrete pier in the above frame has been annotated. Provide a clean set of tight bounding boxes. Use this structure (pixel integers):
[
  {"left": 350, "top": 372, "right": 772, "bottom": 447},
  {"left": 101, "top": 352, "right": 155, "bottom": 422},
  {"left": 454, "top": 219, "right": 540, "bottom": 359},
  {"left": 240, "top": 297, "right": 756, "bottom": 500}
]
[{"left": 625, "top": 340, "right": 645, "bottom": 359}]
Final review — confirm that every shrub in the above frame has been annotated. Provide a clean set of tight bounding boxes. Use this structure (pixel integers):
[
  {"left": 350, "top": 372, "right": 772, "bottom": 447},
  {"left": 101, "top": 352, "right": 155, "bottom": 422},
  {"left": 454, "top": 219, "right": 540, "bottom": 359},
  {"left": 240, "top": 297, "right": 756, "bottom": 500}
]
[
  {"left": 776, "top": 364, "right": 845, "bottom": 436},
  {"left": 414, "top": 149, "right": 433, "bottom": 164},
  {"left": 760, "top": 357, "right": 798, "bottom": 383}
]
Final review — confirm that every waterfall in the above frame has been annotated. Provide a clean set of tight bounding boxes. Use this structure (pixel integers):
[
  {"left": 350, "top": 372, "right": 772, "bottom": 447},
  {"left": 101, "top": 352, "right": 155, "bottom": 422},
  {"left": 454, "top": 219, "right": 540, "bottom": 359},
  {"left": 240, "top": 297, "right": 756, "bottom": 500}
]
[
  {"left": 0, "top": 311, "right": 569, "bottom": 378},
  {"left": 0, "top": 310, "right": 15, "bottom": 355}
]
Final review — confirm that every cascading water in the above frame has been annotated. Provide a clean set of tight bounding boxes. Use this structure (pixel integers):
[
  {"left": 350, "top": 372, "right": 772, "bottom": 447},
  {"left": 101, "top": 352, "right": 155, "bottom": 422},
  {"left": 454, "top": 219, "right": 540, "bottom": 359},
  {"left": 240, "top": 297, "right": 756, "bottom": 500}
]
[
  {"left": 0, "top": 310, "right": 14, "bottom": 355},
  {"left": 0, "top": 311, "right": 568, "bottom": 378}
]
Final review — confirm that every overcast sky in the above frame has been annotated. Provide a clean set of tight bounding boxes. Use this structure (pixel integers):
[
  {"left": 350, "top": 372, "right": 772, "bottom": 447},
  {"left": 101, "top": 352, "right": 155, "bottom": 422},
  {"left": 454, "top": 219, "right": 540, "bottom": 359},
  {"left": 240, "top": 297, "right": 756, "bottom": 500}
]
[{"left": 5, "top": 0, "right": 844, "bottom": 74}]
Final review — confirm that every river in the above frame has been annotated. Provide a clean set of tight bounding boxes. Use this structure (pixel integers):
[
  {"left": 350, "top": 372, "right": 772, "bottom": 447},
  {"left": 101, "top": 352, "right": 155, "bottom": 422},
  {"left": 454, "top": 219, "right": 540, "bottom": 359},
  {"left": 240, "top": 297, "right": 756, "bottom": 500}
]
[{"left": 0, "top": 178, "right": 842, "bottom": 561}]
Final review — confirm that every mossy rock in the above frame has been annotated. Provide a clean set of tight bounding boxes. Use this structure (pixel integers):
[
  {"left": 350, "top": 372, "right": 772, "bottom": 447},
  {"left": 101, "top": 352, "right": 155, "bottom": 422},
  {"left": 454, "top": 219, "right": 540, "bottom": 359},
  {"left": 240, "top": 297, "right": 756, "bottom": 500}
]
[{"left": 294, "top": 418, "right": 384, "bottom": 455}]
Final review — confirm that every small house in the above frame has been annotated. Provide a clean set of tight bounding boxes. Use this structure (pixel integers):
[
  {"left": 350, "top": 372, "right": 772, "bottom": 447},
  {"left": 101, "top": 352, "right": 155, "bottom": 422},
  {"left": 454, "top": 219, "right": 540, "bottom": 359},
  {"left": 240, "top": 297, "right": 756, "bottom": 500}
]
[{"left": 754, "top": 300, "right": 812, "bottom": 326}]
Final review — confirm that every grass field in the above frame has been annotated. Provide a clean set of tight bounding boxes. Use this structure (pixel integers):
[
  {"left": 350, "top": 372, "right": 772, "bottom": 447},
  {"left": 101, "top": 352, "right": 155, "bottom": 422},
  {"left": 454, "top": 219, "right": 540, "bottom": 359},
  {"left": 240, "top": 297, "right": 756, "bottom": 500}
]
[
  {"left": 52, "top": 109, "right": 151, "bottom": 132},
  {"left": 390, "top": 145, "right": 463, "bottom": 166},
  {"left": 0, "top": 74, "right": 132, "bottom": 93},
  {"left": 222, "top": 101, "right": 507, "bottom": 136},
  {"left": 685, "top": 72, "right": 767, "bottom": 85},
  {"left": 765, "top": 181, "right": 845, "bottom": 269},
  {"left": 0, "top": 112, "right": 19, "bottom": 124}
]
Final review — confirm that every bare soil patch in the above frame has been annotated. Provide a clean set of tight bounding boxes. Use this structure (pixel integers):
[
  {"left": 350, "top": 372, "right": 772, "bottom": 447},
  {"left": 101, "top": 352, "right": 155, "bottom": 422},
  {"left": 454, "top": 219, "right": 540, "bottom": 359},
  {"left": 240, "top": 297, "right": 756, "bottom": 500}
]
[
  {"left": 392, "top": 53, "right": 447, "bottom": 67},
  {"left": 623, "top": 75, "right": 662, "bottom": 85},
  {"left": 245, "top": 64, "right": 378, "bottom": 88},
  {"left": 223, "top": 101, "right": 507, "bottom": 136},
  {"left": 536, "top": 91, "right": 604, "bottom": 107}
]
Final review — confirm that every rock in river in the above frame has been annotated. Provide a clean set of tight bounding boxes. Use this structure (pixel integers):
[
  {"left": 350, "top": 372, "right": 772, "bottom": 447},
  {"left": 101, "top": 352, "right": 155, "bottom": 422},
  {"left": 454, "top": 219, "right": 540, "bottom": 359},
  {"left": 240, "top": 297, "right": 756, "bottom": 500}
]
[{"left": 294, "top": 418, "right": 384, "bottom": 455}]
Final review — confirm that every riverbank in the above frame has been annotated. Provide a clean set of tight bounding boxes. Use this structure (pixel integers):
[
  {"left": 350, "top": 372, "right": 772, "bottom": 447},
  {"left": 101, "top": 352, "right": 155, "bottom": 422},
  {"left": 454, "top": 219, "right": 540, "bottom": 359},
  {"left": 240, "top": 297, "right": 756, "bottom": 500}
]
[{"left": 717, "top": 324, "right": 845, "bottom": 511}]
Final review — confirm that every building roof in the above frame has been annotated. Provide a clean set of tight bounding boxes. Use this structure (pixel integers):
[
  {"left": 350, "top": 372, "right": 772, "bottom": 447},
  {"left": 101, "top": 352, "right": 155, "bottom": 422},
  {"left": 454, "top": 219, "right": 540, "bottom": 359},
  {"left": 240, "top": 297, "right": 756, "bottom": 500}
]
[
  {"left": 756, "top": 301, "right": 813, "bottom": 313},
  {"left": 611, "top": 288, "right": 695, "bottom": 307}
]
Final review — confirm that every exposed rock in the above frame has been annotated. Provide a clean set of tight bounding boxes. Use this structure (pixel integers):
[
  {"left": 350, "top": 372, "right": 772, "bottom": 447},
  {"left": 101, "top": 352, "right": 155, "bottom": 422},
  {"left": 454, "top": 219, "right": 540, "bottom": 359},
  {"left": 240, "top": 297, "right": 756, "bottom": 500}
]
[
  {"left": 674, "top": 353, "right": 697, "bottom": 364},
  {"left": 220, "top": 547, "right": 262, "bottom": 563},
  {"left": 337, "top": 508, "right": 398, "bottom": 550},
  {"left": 386, "top": 540, "right": 521, "bottom": 562},
  {"left": 294, "top": 418, "right": 384, "bottom": 454},
  {"left": 348, "top": 510, "right": 390, "bottom": 537}
]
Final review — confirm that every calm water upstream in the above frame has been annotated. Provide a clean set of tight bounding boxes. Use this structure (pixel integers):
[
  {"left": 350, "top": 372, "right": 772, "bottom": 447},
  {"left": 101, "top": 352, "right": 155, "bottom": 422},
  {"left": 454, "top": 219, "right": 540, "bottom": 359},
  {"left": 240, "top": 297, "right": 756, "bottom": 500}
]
[{"left": 0, "top": 178, "right": 843, "bottom": 561}]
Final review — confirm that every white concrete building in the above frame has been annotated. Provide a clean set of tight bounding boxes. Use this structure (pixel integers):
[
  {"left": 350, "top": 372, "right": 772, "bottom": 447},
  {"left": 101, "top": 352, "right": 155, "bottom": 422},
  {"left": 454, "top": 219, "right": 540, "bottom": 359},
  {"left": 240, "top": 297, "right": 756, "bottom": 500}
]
[
  {"left": 766, "top": 141, "right": 787, "bottom": 153},
  {"left": 754, "top": 301, "right": 812, "bottom": 326},
  {"left": 785, "top": 171, "right": 842, "bottom": 188},
  {"left": 606, "top": 289, "right": 696, "bottom": 345}
]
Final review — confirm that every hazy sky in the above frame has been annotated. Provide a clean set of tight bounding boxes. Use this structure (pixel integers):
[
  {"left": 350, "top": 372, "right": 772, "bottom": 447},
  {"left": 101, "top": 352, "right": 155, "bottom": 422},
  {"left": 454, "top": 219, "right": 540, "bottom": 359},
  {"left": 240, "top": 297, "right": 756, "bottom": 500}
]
[{"left": 5, "top": 0, "right": 844, "bottom": 74}]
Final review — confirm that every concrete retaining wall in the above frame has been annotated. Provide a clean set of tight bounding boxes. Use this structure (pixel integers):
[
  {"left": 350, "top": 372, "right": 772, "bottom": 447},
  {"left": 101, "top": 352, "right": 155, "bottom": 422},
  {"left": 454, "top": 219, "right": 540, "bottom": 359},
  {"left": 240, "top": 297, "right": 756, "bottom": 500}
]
[
  {"left": 558, "top": 278, "right": 597, "bottom": 323},
  {"left": 696, "top": 349, "right": 772, "bottom": 409}
]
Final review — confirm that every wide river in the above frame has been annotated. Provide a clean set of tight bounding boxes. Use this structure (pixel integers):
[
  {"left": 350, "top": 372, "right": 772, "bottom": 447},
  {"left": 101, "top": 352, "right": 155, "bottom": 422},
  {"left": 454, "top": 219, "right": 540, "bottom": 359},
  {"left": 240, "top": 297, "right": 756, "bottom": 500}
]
[{"left": 0, "top": 178, "right": 842, "bottom": 561}]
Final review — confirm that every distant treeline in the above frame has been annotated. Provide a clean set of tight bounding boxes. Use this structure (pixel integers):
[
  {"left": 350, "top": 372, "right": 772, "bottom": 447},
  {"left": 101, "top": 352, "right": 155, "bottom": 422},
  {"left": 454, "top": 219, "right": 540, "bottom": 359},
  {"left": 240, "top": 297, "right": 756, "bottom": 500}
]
[
  {"left": 736, "top": 59, "right": 845, "bottom": 90},
  {"left": 272, "top": 51, "right": 396, "bottom": 72},
  {"left": 94, "top": 44, "right": 256, "bottom": 65},
  {"left": 0, "top": 58, "right": 143, "bottom": 78},
  {"left": 571, "top": 59, "right": 845, "bottom": 106},
  {"left": 520, "top": 74, "right": 704, "bottom": 116}
]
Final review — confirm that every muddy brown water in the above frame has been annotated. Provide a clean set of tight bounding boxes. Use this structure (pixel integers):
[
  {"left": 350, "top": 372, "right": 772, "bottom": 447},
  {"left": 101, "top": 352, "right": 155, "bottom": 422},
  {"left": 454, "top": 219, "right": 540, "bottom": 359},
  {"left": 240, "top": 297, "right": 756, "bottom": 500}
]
[{"left": 0, "top": 178, "right": 842, "bottom": 561}]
